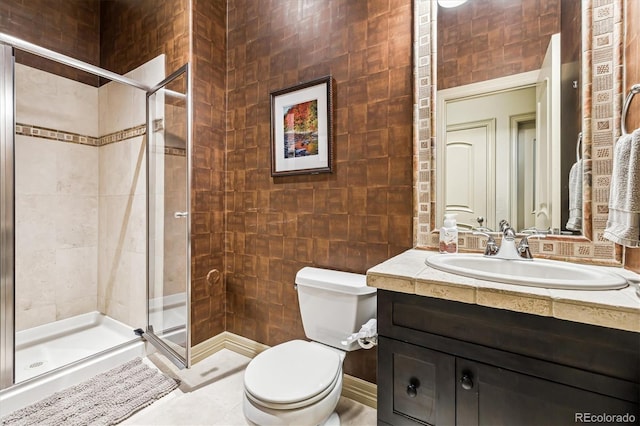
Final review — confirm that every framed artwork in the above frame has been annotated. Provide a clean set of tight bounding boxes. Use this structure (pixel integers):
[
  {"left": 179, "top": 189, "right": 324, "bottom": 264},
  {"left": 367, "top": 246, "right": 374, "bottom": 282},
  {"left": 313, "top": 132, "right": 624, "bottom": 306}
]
[{"left": 270, "top": 76, "right": 334, "bottom": 177}]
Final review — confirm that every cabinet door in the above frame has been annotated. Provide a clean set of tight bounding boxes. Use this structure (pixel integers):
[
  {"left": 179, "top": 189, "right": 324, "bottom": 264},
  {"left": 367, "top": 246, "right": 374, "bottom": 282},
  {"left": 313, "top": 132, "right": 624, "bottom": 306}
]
[
  {"left": 456, "top": 359, "right": 638, "bottom": 426},
  {"left": 378, "top": 337, "right": 456, "bottom": 425}
]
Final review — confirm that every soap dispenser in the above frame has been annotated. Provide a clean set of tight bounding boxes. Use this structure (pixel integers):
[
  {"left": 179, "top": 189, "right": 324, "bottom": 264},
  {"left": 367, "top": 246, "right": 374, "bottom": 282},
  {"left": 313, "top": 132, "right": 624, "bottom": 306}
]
[{"left": 439, "top": 213, "right": 458, "bottom": 254}]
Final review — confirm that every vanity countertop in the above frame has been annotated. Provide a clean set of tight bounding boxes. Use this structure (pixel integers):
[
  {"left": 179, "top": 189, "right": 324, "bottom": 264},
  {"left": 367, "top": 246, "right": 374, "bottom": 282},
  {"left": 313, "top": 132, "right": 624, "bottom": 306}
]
[{"left": 367, "top": 249, "right": 640, "bottom": 333}]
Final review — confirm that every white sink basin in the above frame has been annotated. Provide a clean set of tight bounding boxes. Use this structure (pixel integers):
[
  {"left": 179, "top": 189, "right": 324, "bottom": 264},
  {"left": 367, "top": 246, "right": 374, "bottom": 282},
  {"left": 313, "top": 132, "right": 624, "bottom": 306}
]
[{"left": 425, "top": 254, "right": 628, "bottom": 290}]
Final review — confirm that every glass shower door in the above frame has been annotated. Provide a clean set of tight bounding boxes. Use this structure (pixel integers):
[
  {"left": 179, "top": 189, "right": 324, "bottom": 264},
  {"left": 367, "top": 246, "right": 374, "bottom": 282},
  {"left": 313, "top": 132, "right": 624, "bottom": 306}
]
[{"left": 146, "top": 64, "right": 191, "bottom": 368}]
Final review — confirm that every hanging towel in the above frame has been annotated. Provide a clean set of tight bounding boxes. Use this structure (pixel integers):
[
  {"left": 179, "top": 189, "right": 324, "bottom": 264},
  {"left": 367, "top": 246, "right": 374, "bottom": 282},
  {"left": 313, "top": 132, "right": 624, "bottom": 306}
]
[
  {"left": 565, "top": 159, "right": 583, "bottom": 231},
  {"left": 603, "top": 128, "right": 640, "bottom": 247}
]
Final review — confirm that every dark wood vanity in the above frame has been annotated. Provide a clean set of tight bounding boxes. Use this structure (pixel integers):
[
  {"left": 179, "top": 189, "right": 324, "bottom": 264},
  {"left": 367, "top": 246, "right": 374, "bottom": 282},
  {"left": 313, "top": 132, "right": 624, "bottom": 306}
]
[{"left": 377, "top": 290, "right": 640, "bottom": 426}]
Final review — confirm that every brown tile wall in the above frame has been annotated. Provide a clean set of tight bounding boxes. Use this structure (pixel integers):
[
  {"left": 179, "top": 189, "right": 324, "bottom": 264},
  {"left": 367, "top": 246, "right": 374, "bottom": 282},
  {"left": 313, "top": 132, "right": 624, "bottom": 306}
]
[
  {"left": 190, "top": 0, "right": 227, "bottom": 345},
  {"left": 100, "top": 0, "right": 190, "bottom": 81},
  {"left": 0, "top": 0, "right": 100, "bottom": 86},
  {"left": 624, "top": 0, "right": 640, "bottom": 273},
  {"left": 437, "top": 0, "right": 560, "bottom": 90},
  {"left": 225, "top": 0, "right": 414, "bottom": 383}
]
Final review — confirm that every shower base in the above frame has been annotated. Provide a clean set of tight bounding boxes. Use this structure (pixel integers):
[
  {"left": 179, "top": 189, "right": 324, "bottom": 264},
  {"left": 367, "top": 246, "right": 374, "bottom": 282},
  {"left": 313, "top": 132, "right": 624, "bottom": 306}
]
[
  {"left": 0, "top": 312, "right": 145, "bottom": 416},
  {"left": 15, "top": 311, "right": 137, "bottom": 382}
]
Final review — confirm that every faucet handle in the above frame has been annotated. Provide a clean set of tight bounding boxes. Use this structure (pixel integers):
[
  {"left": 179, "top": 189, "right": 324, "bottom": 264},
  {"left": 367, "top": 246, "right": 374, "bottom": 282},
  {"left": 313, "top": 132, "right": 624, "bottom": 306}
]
[
  {"left": 473, "top": 231, "right": 499, "bottom": 256},
  {"left": 518, "top": 234, "right": 546, "bottom": 259}
]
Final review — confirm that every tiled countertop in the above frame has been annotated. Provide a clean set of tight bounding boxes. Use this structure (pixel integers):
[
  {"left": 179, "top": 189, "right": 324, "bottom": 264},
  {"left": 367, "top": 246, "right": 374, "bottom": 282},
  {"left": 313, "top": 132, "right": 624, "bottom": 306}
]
[{"left": 367, "top": 249, "right": 640, "bottom": 333}]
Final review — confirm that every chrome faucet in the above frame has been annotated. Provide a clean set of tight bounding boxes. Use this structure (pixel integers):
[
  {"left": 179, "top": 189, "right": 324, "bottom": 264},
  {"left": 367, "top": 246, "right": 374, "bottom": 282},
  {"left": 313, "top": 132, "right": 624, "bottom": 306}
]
[
  {"left": 517, "top": 233, "right": 546, "bottom": 259},
  {"left": 474, "top": 220, "right": 545, "bottom": 260},
  {"left": 493, "top": 220, "right": 523, "bottom": 260},
  {"left": 472, "top": 231, "right": 499, "bottom": 256}
]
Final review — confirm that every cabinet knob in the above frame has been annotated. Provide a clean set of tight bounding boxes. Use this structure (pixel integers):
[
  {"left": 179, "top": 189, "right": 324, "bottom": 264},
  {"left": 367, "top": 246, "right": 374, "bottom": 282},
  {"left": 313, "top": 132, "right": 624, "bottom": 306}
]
[
  {"left": 460, "top": 373, "right": 474, "bottom": 390},
  {"left": 406, "top": 378, "right": 420, "bottom": 397}
]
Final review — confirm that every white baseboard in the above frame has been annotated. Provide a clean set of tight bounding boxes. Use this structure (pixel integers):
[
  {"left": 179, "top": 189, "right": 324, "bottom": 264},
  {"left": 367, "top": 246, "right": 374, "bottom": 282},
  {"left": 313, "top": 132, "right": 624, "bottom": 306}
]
[{"left": 191, "top": 332, "right": 377, "bottom": 409}]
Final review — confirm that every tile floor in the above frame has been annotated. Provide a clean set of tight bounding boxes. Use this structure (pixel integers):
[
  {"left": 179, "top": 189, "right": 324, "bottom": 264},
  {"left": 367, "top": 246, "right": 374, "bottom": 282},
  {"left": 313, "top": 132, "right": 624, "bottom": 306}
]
[{"left": 123, "top": 349, "right": 378, "bottom": 426}]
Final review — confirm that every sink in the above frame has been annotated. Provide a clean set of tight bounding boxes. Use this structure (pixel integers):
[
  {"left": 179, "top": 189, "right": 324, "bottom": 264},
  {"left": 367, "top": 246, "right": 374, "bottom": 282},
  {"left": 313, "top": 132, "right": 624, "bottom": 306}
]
[{"left": 425, "top": 254, "right": 628, "bottom": 290}]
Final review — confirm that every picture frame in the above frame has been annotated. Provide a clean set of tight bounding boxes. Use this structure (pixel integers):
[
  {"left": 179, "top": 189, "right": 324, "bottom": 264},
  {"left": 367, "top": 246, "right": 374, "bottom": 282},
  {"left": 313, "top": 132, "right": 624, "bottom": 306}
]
[{"left": 270, "top": 76, "right": 334, "bottom": 177}]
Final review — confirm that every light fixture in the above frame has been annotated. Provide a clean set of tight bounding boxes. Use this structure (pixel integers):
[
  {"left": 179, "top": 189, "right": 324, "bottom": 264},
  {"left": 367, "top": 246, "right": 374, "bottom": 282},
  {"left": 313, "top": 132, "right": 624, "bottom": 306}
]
[{"left": 437, "top": 0, "right": 469, "bottom": 8}]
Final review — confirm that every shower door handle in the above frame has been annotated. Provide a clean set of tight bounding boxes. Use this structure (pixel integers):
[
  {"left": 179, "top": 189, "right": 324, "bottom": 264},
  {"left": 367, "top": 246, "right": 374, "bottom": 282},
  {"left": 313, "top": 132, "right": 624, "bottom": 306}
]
[{"left": 174, "top": 211, "right": 188, "bottom": 219}]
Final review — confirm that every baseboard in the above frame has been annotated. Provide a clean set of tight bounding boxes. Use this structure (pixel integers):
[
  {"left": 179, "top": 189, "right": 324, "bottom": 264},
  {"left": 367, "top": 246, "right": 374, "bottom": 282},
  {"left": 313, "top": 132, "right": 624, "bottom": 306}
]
[
  {"left": 190, "top": 332, "right": 377, "bottom": 409},
  {"left": 343, "top": 375, "right": 377, "bottom": 409},
  {"left": 190, "top": 332, "right": 227, "bottom": 365}
]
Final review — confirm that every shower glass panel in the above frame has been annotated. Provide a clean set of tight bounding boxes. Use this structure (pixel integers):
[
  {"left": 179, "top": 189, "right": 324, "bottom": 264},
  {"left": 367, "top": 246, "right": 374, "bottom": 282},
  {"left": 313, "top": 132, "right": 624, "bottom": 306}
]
[
  {"left": 0, "top": 32, "right": 184, "bottom": 392},
  {"left": 146, "top": 65, "right": 191, "bottom": 368}
]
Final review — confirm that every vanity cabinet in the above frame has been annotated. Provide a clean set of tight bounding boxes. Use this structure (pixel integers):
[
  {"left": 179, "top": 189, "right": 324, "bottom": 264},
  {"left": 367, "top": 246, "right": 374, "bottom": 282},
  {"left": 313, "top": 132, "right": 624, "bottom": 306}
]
[{"left": 377, "top": 290, "right": 640, "bottom": 426}]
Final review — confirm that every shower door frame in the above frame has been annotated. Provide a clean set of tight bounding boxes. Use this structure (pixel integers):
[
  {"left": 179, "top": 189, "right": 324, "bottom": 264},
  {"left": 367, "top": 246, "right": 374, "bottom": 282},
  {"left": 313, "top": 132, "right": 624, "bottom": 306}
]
[
  {"left": 0, "top": 43, "right": 15, "bottom": 390},
  {"left": 0, "top": 31, "right": 194, "bottom": 389},
  {"left": 144, "top": 64, "right": 193, "bottom": 369}
]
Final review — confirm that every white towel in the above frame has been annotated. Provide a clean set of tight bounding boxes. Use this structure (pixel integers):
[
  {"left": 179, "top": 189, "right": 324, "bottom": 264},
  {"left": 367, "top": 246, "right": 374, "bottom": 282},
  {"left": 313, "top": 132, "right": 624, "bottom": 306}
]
[
  {"left": 603, "top": 128, "right": 640, "bottom": 247},
  {"left": 565, "top": 159, "right": 583, "bottom": 231}
]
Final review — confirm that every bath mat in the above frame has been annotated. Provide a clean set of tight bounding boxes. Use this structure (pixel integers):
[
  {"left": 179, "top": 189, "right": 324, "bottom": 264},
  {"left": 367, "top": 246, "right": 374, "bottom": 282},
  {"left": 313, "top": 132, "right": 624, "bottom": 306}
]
[{"left": 0, "top": 357, "right": 179, "bottom": 426}]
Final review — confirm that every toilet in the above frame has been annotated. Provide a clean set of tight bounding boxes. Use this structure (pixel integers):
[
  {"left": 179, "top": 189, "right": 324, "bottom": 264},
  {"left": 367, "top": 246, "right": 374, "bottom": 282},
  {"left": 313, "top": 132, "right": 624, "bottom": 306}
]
[{"left": 242, "top": 267, "right": 377, "bottom": 426}]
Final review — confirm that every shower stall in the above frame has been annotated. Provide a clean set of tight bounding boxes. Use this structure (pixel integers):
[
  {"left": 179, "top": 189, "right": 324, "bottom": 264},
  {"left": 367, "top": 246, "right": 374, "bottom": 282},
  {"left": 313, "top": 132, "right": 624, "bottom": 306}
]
[{"left": 0, "top": 33, "right": 192, "bottom": 412}]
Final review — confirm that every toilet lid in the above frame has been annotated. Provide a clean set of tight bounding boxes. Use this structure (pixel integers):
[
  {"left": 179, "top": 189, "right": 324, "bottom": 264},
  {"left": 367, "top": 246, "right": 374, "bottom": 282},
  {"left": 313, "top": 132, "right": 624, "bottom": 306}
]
[{"left": 244, "top": 340, "right": 341, "bottom": 405}]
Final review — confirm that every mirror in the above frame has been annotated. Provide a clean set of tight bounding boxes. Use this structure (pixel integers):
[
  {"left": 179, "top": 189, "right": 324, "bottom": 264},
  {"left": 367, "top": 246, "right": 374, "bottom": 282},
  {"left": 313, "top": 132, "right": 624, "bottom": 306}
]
[
  {"left": 414, "top": 0, "right": 625, "bottom": 265},
  {"left": 434, "top": 0, "right": 582, "bottom": 234}
]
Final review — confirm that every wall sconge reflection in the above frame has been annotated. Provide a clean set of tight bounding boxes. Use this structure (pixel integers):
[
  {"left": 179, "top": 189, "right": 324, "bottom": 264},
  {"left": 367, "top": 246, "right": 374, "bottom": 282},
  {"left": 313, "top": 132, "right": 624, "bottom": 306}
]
[{"left": 437, "top": 0, "right": 469, "bottom": 8}]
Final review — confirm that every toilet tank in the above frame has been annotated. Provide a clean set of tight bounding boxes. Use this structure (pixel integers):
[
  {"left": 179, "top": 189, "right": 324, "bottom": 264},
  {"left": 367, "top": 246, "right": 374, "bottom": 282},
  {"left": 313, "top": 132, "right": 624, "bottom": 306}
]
[{"left": 295, "top": 267, "right": 377, "bottom": 351}]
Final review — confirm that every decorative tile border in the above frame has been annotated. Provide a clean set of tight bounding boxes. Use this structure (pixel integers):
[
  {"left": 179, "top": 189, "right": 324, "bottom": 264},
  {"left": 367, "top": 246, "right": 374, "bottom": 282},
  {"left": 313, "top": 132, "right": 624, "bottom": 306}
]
[
  {"left": 15, "top": 123, "right": 99, "bottom": 146},
  {"left": 413, "top": 0, "right": 624, "bottom": 265},
  {"left": 16, "top": 119, "right": 185, "bottom": 157},
  {"left": 99, "top": 124, "right": 147, "bottom": 146},
  {"left": 164, "top": 147, "right": 186, "bottom": 156},
  {"left": 413, "top": 0, "right": 433, "bottom": 247}
]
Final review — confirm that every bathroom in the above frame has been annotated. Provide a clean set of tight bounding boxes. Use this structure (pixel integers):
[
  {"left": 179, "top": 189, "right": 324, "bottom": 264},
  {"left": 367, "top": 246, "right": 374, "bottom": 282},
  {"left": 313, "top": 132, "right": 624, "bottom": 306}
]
[{"left": 0, "top": 0, "right": 638, "bottom": 424}]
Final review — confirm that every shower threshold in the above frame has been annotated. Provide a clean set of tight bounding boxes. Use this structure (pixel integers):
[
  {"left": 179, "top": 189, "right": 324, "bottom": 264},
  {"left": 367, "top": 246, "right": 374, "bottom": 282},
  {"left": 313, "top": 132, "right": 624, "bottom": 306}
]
[{"left": 14, "top": 311, "right": 138, "bottom": 383}]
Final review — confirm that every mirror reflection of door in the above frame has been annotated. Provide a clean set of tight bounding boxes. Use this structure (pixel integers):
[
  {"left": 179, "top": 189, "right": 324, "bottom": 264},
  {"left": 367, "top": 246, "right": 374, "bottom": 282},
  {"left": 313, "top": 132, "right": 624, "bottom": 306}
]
[
  {"left": 514, "top": 118, "right": 537, "bottom": 230},
  {"left": 445, "top": 121, "right": 495, "bottom": 230},
  {"left": 442, "top": 86, "right": 536, "bottom": 231},
  {"left": 535, "top": 33, "right": 562, "bottom": 232}
]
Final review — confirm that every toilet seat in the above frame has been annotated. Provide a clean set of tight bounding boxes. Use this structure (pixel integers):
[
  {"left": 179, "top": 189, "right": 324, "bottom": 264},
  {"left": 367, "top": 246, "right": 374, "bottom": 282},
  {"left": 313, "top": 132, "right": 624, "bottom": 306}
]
[
  {"left": 244, "top": 340, "right": 342, "bottom": 410},
  {"left": 243, "top": 373, "right": 343, "bottom": 426}
]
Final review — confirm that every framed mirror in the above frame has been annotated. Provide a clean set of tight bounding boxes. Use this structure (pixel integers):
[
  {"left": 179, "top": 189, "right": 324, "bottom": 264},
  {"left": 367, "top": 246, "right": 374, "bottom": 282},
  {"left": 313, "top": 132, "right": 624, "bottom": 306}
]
[{"left": 413, "top": 0, "right": 624, "bottom": 265}]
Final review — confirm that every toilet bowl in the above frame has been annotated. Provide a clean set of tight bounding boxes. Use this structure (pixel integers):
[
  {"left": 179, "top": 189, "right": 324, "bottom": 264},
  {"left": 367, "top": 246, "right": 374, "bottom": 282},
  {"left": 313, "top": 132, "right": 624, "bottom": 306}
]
[
  {"left": 243, "top": 340, "right": 344, "bottom": 425},
  {"left": 242, "top": 267, "right": 377, "bottom": 426}
]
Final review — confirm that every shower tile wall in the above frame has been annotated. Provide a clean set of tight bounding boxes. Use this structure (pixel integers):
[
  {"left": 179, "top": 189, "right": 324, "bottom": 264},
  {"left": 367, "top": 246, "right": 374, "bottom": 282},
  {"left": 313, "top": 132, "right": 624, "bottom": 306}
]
[
  {"left": 14, "top": 56, "right": 166, "bottom": 331},
  {"left": 14, "top": 64, "right": 99, "bottom": 331}
]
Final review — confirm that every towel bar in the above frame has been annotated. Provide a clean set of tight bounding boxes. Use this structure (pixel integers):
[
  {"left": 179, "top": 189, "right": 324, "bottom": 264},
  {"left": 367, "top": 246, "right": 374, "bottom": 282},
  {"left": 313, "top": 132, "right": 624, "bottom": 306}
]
[
  {"left": 621, "top": 83, "right": 640, "bottom": 134},
  {"left": 575, "top": 132, "right": 582, "bottom": 161}
]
